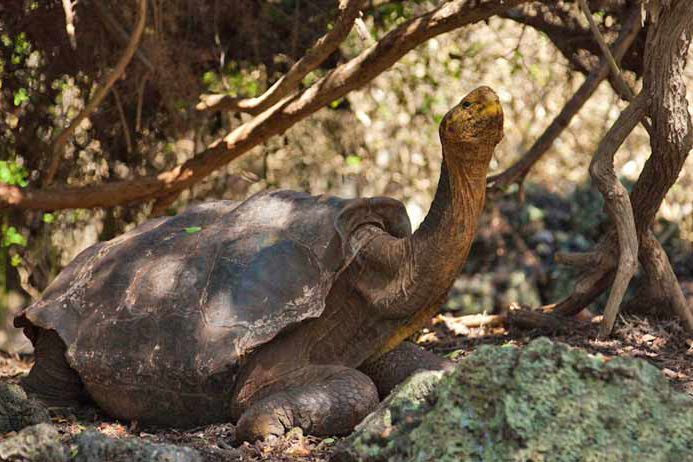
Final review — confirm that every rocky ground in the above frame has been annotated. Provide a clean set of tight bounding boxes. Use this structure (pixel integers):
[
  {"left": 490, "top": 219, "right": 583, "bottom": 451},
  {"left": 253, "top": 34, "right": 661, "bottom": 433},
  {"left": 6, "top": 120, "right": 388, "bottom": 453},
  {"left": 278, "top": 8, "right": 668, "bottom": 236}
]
[
  {"left": 2, "top": 186, "right": 691, "bottom": 461},
  {"left": 2, "top": 313, "right": 693, "bottom": 462}
]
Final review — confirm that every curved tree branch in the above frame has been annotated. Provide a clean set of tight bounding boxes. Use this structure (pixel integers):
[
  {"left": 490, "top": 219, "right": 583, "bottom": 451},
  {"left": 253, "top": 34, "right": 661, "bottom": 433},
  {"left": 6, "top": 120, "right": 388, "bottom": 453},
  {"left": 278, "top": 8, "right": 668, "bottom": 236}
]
[
  {"left": 588, "top": 91, "right": 646, "bottom": 338},
  {"left": 487, "top": 4, "right": 642, "bottom": 191},
  {"left": 515, "top": 0, "right": 693, "bottom": 333},
  {"left": 43, "top": 0, "right": 147, "bottom": 187},
  {"left": 196, "top": 0, "right": 365, "bottom": 115},
  {"left": 2, "top": 0, "right": 529, "bottom": 211}
]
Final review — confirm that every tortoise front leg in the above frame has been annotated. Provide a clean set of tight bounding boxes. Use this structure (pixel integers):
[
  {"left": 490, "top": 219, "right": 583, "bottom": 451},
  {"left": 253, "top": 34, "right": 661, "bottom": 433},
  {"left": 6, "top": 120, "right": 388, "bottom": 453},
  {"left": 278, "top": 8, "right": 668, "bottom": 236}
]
[
  {"left": 359, "top": 341, "right": 454, "bottom": 398},
  {"left": 235, "top": 366, "right": 378, "bottom": 442}
]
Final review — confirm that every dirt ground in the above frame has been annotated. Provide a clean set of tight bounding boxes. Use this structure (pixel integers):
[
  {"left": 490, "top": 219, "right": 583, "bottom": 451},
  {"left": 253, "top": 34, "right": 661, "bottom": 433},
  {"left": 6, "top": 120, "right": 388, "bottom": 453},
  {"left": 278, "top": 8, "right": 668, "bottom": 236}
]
[{"left": 2, "top": 313, "right": 692, "bottom": 462}]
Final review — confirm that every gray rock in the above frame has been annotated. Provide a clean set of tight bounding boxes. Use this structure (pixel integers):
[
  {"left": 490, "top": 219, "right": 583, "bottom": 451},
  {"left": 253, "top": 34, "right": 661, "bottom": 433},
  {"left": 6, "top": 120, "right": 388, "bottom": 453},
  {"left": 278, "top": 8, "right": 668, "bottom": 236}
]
[
  {"left": 334, "top": 338, "right": 693, "bottom": 462},
  {"left": 331, "top": 370, "right": 445, "bottom": 462},
  {"left": 0, "top": 423, "right": 67, "bottom": 462},
  {"left": 0, "top": 383, "right": 50, "bottom": 433},
  {"left": 69, "top": 428, "right": 203, "bottom": 462}
]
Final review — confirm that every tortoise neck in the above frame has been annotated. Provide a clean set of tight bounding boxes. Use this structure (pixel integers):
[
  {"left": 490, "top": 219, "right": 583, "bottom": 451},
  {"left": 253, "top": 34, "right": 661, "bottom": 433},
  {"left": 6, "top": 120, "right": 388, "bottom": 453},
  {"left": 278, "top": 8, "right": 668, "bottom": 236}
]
[
  {"left": 365, "top": 141, "right": 493, "bottom": 358},
  {"left": 412, "top": 141, "right": 490, "bottom": 272}
]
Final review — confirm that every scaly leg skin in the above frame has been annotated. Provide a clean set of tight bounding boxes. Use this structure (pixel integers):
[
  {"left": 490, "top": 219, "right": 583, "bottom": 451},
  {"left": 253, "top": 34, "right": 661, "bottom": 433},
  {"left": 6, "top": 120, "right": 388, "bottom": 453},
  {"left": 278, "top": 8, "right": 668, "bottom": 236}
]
[
  {"left": 21, "top": 329, "right": 87, "bottom": 406},
  {"left": 359, "top": 341, "right": 455, "bottom": 398},
  {"left": 235, "top": 366, "right": 378, "bottom": 442}
]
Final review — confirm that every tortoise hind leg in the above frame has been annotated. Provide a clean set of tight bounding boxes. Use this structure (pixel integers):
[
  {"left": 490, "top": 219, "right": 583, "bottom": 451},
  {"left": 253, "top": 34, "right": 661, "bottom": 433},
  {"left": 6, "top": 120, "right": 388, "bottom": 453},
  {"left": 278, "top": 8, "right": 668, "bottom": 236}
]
[
  {"left": 21, "top": 329, "right": 87, "bottom": 406},
  {"left": 235, "top": 366, "right": 378, "bottom": 442},
  {"left": 359, "top": 341, "right": 455, "bottom": 398}
]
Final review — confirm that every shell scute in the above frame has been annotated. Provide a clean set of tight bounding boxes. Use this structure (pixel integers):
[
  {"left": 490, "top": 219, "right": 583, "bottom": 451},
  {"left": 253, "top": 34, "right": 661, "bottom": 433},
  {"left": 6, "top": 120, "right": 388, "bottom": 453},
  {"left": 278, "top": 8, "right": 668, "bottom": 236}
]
[{"left": 15, "top": 191, "right": 410, "bottom": 421}]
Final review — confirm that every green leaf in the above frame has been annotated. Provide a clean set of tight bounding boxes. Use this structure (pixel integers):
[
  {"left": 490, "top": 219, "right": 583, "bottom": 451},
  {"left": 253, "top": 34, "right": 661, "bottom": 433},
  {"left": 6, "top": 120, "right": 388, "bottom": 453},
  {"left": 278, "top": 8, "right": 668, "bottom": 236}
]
[
  {"left": 345, "top": 155, "right": 361, "bottom": 166},
  {"left": 184, "top": 226, "right": 202, "bottom": 234},
  {"left": 329, "top": 98, "right": 343, "bottom": 109},
  {"left": 0, "top": 160, "right": 29, "bottom": 186},
  {"left": 3, "top": 226, "right": 27, "bottom": 247},
  {"left": 527, "top": 204, "right": 545, "bottom": 222},
  {"left": 10, "top": 254, "right": 21, "bottom": 266},
  {"left": 201, "top": 71, "right": 218, "bottom": 88},
  {"left": 13, "top": 87, "right": 28, "bottom": 106},
  {"left": 0, "top": 162, "right": 11, "bottom": 183},
  {"left": 42, "top": 213, "right": 55, "bottom": 223},
  {"left": 321, "top": 438, "right": 335, "bottom": 445}
]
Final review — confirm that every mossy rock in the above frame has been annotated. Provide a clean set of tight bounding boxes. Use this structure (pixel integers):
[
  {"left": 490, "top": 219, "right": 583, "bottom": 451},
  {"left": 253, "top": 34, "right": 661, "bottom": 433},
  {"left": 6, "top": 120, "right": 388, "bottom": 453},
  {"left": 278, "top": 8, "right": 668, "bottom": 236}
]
[
  {"left": 0, "top": 423, "right": 68, "bottom": 461},
  {"left": 334, "top": 338, "right": 693, "bottom": 462},
  {"left": 0, "top": 383, "right": 50, "bottom": 433},
  {"left": 69, "top": 429, "right": 202, "bottom": 462},
  {"left": 0, "top": 422, "right": 204, "bottom": 462}
]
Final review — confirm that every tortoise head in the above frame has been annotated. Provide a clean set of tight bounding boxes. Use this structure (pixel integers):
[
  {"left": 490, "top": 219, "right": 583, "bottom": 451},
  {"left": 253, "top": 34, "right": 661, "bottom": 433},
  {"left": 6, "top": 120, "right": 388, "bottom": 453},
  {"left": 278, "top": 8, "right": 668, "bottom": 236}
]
[{"left": 439, "top": 86, "right": 504, "bottom": 149}]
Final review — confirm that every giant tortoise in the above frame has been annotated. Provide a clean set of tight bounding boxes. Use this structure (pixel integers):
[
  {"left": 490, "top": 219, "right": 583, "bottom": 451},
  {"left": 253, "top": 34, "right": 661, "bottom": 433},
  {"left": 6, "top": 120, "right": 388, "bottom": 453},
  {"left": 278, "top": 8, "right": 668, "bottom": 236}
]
[{"left": 15, "top": 86, "right": 504, "bottom": 441}]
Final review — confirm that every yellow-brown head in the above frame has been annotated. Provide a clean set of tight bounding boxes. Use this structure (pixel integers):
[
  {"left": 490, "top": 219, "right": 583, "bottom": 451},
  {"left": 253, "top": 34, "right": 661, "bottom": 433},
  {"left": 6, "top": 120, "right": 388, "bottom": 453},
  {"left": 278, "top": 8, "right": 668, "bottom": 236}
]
[{"left": 439, "top": 86, "right": 504, "bottom": 148}]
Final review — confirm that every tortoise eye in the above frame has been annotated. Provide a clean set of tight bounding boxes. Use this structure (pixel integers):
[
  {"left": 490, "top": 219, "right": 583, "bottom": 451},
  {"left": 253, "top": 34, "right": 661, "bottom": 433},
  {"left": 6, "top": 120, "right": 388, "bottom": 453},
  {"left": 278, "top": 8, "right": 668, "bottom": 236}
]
[{"left": 461, "top": 101, "right": 472, "bottom": 108}]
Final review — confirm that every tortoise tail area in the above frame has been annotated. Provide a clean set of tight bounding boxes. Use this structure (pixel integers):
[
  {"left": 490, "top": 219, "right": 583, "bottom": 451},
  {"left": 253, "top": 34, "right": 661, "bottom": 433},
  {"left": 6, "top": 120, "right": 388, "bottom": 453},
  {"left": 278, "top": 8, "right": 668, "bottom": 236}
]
[{"left": 15, "top": 316, "right": 87, "bottom": 407}]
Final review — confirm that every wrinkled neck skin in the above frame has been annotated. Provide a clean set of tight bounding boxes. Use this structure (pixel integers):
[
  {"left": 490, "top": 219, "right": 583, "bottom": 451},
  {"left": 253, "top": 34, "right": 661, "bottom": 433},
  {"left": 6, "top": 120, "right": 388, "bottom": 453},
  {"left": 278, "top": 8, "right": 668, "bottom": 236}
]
[
  {"left": 354, "top": 139, "right": 494, "bottom": 327},
  {"left": 406, "top": 140, "right": 491, "bottom": 311}
]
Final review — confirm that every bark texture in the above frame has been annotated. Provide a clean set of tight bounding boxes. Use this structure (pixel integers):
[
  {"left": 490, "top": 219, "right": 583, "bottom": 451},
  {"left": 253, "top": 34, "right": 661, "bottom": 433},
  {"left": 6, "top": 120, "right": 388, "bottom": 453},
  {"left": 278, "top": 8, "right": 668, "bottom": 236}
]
[{"left": 513, "top": 0, "right": 693, "bottom": 333}]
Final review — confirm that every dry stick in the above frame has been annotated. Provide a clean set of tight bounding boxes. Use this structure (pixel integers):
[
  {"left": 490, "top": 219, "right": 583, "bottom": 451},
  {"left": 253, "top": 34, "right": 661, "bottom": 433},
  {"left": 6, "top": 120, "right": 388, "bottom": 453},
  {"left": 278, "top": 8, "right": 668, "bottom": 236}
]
[
  {"left": 577, "top": 0, "right": 652, "bottom": 135},
  {"left": 1, "top": 0, "right": 529, "bottom": 211},
  {"left": 135, "top": 71, "right": 150, "bottom": 132},
  {"left": 92, "top": 1, "right": 155, "bottom": 71},
  {"left": 578, "top": 0, "right": 634, "bottom": 100},
  {"left": 197, "top": 0, "right": 365, "bottom": 115},
  {"left": 487, "top": 5, "right": 642, "bottom": 191},
  {"left": 62, "top": 0, "right": 77, "bottom": 49},
  {"left": 44, "top": 0, "right": 147, "bottom": 187},
  {"left": 112, "top": 87, "right": 133, "bottom": 154},
  {"left": 589, "top": 92, "right": 647, "bottom": 338}
]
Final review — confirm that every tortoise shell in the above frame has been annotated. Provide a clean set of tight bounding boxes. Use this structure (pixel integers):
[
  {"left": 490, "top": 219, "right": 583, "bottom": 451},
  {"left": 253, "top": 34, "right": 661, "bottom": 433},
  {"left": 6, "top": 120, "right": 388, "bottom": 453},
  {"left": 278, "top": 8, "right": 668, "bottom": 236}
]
[{"left": 16, "top": 190, "right": 411, "bottom": 425}]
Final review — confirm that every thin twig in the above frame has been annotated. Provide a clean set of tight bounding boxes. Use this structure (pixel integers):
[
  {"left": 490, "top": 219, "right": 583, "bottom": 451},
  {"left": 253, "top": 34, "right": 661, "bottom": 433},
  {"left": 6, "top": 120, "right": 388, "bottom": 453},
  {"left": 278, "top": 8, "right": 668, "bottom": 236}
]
[
  {"left": 487, "top": 4, "right": 642, "bottom": 191},
  {"left": 578, "top": 0, "right": 652, "bottom": 134},
  {"left": 136, "top": 71, "right": 150, "bottom": 132},
  {"left": 578, "top": 0, "right": 635, "bottom": 99},
  {"left": 92, "top": 1, "right": 154, "bottom": 71},
  {"left": 44, "top": 0, "right": 147, "bottom": 186},
  {"left": 62, "top": 0, "right": 77, "bottom": 49},
  {"left": 112, "top": 87, "right": 133, "bottom": 154},
  {"left": 197, "top": 0, "right": 365, "bottom": 115}
]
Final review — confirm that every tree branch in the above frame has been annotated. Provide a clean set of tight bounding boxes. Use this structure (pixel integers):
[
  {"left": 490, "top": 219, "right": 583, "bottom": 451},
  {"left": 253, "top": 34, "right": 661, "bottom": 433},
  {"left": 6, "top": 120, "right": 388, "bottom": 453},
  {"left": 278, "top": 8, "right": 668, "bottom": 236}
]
[
  {"left": 196, "top": 0, "right": 365, "bottom": 115},
  {"left": 2, "top": 0, "right": 530, "bottom": 211},
  {"left": 588, "top": 91, "right": 646, "bottom": 338},
  {"left": 577, "top": 0, "right": 652, "bottom": 135},
  {"left": 578, "top": 0, "right": 634, "bottom": 100},
  {"left": 92, "top": 0, "right": 155, "bottom": 71},
  {"left": 62, "top": 0, "right": 77, "bottom": 49},
  {"left": 628, "top": 0, "right": 693, "bottom": 331},
  {"left": 487, "top": 4, "right": 642, "bottom": 191},
  {"left": 43, "top": 0, "right": 147, "bottom": 187}
]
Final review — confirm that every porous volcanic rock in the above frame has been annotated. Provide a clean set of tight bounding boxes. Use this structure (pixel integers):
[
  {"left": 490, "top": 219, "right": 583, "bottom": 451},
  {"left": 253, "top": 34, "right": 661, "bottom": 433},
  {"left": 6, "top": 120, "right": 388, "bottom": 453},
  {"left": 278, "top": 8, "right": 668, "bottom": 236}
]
[
  {"left": 0, "top": 423, "right": 67, "bottom": 461},
  {"left": 0, "top": 383, "right": 50, "bottom": 433},
  {"left": 333, "top": 337, "right": 693, "bottom": 462},
  {"left": 69, "top": 429, "right": 203, "bottom": 462}
]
